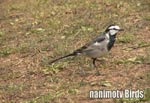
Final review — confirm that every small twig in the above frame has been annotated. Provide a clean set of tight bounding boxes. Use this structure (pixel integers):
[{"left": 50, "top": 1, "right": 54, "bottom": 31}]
[
  {"left": 128, "top": 44, "right": 150, "bottom": 49},
  {"left": 123, "top": 44, "right": 150, "bottom": 51}
]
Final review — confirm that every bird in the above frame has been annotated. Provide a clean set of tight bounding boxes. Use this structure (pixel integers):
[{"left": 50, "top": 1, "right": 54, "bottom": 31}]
[{"left": 49, "top": 24, "right": 124, "bottom": 68}]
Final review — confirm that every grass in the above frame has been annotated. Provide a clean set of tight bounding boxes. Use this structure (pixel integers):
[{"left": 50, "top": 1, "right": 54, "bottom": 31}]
[
  {"left": 117, "top": 34, "right": 135, "bottom": 43},
  {"left": 0, "top": 0, "right": 150, "bottom": 103},
  {"left": 0, "top": 47, "right": 12, "bottom": 57}
]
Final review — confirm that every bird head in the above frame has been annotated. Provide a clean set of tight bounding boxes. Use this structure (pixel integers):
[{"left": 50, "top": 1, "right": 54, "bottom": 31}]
[{"left": 105, "top": 24, "right": 124, "bottom": 35}]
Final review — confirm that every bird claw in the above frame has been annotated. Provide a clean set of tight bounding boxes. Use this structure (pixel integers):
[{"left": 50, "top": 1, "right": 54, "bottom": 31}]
[{"left": 95, "top": 71, "right": 101, "bottom": 76}]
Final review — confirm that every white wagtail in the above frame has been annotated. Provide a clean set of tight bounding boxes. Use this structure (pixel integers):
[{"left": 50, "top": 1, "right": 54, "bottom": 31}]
[{"left": 49, "top": 24, "right": 124, "bottom": 67}]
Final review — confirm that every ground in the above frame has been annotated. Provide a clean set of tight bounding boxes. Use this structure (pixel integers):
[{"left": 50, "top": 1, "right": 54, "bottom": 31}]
[{"left": 0, "top": 0, "right": 150, "bottom": 103}]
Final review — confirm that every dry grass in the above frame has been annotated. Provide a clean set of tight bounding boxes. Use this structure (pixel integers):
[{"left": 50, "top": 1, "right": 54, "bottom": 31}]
[{"left": 0, "top": 0, "right": 150, "bottom": 103}]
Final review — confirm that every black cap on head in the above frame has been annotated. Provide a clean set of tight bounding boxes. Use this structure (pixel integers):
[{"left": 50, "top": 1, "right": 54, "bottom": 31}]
[
  {"left": 105, "top": 24, "right": 124, "bottom": 32},
  {"left": 105, "top": 24, "right": 116, "bottom": 32}
]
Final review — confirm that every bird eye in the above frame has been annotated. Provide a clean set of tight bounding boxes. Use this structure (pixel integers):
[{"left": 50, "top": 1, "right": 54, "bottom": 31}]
[
  {"left": 113, "top": 28, "right": 118, "bottom": 30},
  {"left": 109, "top": 28, "right": 118, "bottom": 30}
]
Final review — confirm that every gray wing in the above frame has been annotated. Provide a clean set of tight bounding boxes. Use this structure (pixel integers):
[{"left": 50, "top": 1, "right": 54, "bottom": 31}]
[{"left": 74, "top": 33, "right": 106, "bottom": 54}]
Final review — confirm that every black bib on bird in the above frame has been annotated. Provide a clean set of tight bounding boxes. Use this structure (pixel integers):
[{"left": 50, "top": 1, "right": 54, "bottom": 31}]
[{"left": 107, "top": 33, "right": 116, "bottom": 51}]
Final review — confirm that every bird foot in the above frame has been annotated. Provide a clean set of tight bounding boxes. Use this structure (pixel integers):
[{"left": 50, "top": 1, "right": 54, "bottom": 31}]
[
  {"left": 95, "top": 71, "right": 101, "bottom": 76},
  {"left": 95, "top": 71, "right": 105, "bottom": 76}
]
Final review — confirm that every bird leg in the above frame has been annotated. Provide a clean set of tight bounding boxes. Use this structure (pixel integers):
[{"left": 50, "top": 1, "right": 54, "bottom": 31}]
[
  {"left": 92, "top": 58, "right": 97, "bottom": 68},
  {"left": 92, "top": 58, "right": 100, "bottom": 75}
]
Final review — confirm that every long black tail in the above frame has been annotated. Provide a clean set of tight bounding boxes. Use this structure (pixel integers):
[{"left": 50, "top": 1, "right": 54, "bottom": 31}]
[{"left": 49, "top": 52, "right": 77, "bottom": 64}]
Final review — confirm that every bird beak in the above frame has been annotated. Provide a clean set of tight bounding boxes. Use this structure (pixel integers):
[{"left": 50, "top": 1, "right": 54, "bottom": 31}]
[{"left": 119, "top": 29, "right": 124, "bottom": 31}]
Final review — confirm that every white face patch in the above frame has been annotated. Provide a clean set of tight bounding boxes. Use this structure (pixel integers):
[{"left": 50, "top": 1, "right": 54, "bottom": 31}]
[
  {"left": 109, "top": 25, "right": 120, "bottom": 30},
  {"left": 109, "top": 29, "right": 118, "bottom": 35},
  {"left": 108, "top": 25, "right": 121, "bottom": 35}
]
